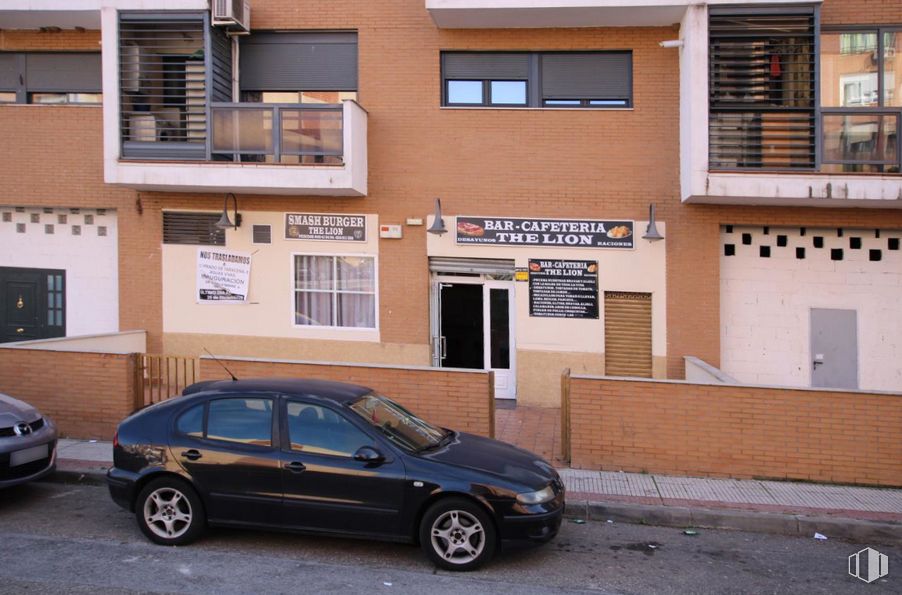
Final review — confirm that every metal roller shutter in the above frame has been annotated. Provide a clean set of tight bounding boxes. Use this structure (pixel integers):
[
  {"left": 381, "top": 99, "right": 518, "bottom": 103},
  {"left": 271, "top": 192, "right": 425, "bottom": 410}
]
[
  {"left": 541, "top": 53, "right": 631, "bottom": 100},
  {"left": 604, "top": 292, "right": 652, "bottom": 378},
  {"left": 0, "top": 54, "right": 19, "bottom": 91},
  {"left": 239, "top": 32, "right": 358, "bottom": 91},
  {"left": 429, "top": 257, "right": 515, "bottom": 276},
  {"left": 25, "top": 53, "right": 101, "bottom": 92},
  {"left": 442, "top": 53, "right": 530, "bottom": 80}
]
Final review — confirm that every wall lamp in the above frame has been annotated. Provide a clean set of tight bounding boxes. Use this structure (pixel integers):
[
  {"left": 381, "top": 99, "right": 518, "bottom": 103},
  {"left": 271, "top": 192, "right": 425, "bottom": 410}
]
[
  {"left": 642, "top": 203, "right": 664, "bottom": 242},
  {"left": 659, "top": 39, "right": 683, "bottom": 49},
  {"left": 215, "top": 192, "right": 241, "bottom": 230},
  {"left": 426, "top": 198, "right": 448, "bottom": 235}
]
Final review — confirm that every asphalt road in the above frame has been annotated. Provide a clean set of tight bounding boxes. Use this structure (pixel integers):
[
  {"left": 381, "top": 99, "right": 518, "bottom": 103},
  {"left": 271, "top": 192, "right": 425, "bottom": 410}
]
[{"left": 0, "top": 481, "right": 897, "bottom": 594}]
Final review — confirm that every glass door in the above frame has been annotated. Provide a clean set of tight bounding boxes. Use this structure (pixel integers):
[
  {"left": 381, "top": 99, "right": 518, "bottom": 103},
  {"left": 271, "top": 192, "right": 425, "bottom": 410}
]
[{"left": 483, "top": 282, "right": 516, "bottom": 400}]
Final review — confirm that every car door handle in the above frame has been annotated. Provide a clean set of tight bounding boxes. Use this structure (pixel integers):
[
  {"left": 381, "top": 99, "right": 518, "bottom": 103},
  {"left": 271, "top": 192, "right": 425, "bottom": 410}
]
[
  {"left": 284, "top": 461, "right": 306, "bottom": 473},
  {"left": 181, "top": 449, "right": 202, "bottom": 461}
]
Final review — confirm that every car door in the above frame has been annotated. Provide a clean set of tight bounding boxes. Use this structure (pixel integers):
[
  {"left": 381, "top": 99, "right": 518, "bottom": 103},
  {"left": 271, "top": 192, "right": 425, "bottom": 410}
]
[
  {"left": 278, "top": 398, "right": 407, "bottom": 537},
  {"left": 169, "top": 395, "right": 283, "bottom": 526}
]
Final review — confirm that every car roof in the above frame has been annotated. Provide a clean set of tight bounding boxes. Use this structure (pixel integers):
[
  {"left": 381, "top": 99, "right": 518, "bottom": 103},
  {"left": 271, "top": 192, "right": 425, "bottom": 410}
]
[{"left": 182, "top": 377, "right": 373, "bottom": 404}]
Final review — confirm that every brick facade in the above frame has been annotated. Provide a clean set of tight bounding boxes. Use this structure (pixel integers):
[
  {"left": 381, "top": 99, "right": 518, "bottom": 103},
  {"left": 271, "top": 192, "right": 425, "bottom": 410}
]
[
  {"left": 0, "top": 349, "right": 136, "bottom": 439},
  {"left": 568, "top": 375, "right": 902, "bottom": 486},
  {"left": 198, "top": 357, "right": 495, "bottom": 438}
]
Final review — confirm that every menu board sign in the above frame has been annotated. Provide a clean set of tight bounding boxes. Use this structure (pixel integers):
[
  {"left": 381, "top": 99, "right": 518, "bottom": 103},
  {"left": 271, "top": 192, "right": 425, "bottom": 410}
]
[
  {"left": 285, "top": 213, "right": 367, "bottom": 242},
  {"left": 528, "top": 259, "right": 599, "bottom": 319},
  {"left": 456, "top": 217, "right": 633, "bottom": 249},
  {"left": 196, "top": 248, "right": 252, "bottom": 303}
]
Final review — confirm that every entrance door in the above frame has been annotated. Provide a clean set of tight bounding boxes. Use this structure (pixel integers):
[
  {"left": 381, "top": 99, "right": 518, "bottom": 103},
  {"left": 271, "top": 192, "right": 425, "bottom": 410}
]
[
  {"left": 0, "top": 267, "right": 65, "bottom": 343},
  {"left": 810, "top": 308, "right": 858, "bottom": 389},
  {"left": 434, "top": 280, "right": 516, "bottom": 399}
]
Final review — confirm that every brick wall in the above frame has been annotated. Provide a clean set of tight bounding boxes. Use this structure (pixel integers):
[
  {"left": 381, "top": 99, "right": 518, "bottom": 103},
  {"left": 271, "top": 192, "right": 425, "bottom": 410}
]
[
  {"left": 199, "top": 357, "right": 494, "bottom": 437},
  {"left": 568, "top": 375, "right": 902, "bottom": 486},
  {"left": 822, "top": 0, "right": 901, "bottom": 25},
  {"left": 0, "top": 349, "right": 136, "bottom": 440}
]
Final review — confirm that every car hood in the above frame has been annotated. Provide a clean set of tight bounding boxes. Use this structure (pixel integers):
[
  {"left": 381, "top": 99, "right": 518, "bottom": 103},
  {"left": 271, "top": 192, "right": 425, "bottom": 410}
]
[
  {"left": 421, "top": 431, "right": 557, "bottom": 490},
  {"left": 0, "top": 392, "right": 40, "bottom": 427}
]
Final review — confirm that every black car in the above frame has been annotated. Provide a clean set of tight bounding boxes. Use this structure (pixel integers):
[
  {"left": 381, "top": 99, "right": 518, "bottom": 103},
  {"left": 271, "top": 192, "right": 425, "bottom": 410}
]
[{"left": 107, "top": 378, "right": 564, "bottom": 570}]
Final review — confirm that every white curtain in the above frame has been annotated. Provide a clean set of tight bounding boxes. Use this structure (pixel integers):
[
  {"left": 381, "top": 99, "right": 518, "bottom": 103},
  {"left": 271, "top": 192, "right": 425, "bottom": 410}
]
[{"left": 295, "top": 255, "right": 375, "bottom": 328}]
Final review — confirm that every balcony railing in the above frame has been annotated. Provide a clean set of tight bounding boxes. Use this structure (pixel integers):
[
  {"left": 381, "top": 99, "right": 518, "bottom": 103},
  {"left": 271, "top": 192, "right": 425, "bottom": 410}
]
[{"left": 211, "top": 102, "right": 344, "bottom": 165}]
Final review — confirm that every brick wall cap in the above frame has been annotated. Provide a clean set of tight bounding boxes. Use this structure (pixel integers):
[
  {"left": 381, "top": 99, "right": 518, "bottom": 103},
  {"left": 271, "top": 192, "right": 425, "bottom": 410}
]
[{"left": 201, "top": 354, "right": 491, "bottom": 375}]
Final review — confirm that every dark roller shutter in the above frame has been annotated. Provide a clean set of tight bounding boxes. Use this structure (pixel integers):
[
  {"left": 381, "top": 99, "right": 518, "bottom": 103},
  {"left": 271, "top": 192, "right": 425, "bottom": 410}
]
[
  {"left": 0, "top": 54, "right": 18, "bottom": 91},
  {"left": 541, "top": 53, "right": 631, "bottom": 100},
  {"left": 163, "top": 212, "right": 225, "bottom": 246},
  {"left": 604, "top": 292, "right": 652, "bottom": 378},
  {"left": 442, "top": 53, "right": 529, "bottom": 79},
  {"left": 429, "top": 257, "right": 515, "bottom": 276},
  {"left": 25, "top": 53, "right": 101, "bottom": 92},
  {"left": 239, "top": 32, "right": 358, "bottom": 91}
]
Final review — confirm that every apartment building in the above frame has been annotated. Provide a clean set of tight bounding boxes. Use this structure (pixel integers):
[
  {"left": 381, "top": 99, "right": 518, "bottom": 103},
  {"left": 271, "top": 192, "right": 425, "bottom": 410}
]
[{"left": 0, "top": 0, "right": 900, "bottom": 406}]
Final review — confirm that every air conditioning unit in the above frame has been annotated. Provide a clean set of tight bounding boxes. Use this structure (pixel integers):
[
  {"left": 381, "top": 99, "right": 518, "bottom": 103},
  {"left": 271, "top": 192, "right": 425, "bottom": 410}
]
[{"left": 212, "top": 0, "right": 250, "bottom": 33}]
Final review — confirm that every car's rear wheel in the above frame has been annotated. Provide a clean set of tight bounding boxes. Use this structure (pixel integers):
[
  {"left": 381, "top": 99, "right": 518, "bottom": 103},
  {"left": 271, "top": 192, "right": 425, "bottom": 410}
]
[
  {"left": 136, "top": 477, "right": 205, "bottom": 546},
  {"left": 419, "top": 497, "right": 496, "bottom": 571}
]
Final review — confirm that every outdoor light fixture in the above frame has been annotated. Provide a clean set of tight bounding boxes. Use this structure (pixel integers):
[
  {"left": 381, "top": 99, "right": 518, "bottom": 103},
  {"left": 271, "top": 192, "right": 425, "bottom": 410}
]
[
  {"left": 426, "top": 198, "right": 448, "bottom": 235},
  {"left": 659, "top": 39, "right": 683, "bottom": 49},
  {"left": 642, "top": 203, "right": 664, "bottom": 242},
  {"left": 215, "top": 192, "right": 241, "bottom": 230}
]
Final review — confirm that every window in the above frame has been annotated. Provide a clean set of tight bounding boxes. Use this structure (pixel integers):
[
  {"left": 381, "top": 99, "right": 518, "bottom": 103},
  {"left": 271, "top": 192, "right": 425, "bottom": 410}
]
[
  {"left": 162, "top": 212, "right": 225, "bottom": 246},
  {"left": 708, "top": 8, "right": 817, "bottom": 170},
  {"left": 206, "top": 398, "right": 273, "bottom": 446},
  {"left": 293, "top": 255, "right": 376, "bottom": 328},
  {"left": 286, "top": 402, "right": 371, "bottom": 457},
  {"left": 176, "top": 404, "right": 204, "bottom": 438},
  {"left": 0, "top": 53, "right": 101, "bottom": 105},
  {"left": 820, "top": 28, "right": 901, "bottom": 173},
  {"left": 441, "top": 52, "right": 631, "bottom": 108}
]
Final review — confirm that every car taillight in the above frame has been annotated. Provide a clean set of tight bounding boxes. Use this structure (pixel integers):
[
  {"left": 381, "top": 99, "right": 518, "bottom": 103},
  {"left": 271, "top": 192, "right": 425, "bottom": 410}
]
[{"left": 113, "top": 431, "right": 119, "bottom": 449}]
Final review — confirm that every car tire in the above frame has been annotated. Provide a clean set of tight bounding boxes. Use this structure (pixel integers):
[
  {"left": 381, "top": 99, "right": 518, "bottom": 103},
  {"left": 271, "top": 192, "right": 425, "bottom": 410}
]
[
  {"left": 136, "top": 476, "right": 205, "bottom": 546},
  {"left": 419, "top": 497, "right": 496, "bottom": 571}
]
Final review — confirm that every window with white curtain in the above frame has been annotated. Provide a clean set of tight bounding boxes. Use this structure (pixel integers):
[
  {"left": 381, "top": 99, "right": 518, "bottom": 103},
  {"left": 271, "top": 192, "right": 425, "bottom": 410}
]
[{"left": 294, "top": 255, "right": 376, "bottom": 328}]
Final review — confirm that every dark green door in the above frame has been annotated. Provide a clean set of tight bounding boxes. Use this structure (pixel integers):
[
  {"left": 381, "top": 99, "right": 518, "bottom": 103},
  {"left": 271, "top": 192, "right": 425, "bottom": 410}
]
[{"left": 0, "top": 267, "right": 65, "bottom": 343}]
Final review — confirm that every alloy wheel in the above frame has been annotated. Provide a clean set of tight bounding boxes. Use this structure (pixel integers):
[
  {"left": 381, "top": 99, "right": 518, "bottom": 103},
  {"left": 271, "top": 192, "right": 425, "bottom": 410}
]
[
  {"left": 143, "top": 487, "right": 193, "bottom": 540},
  {"left": 429, "top": 509, "right": 485, "bottom": 565}
]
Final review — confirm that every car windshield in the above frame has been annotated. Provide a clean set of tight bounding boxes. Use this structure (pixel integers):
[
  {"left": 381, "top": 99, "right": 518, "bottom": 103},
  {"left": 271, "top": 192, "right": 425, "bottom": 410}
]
[{"left": 348, "top": 393, "right": 448, "bottom": 453}]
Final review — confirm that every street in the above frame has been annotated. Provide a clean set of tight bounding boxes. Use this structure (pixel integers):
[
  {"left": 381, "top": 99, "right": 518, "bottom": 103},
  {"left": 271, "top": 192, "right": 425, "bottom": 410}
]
[{"left": 0, "top": 481, "right": 897, "bottom": 594}]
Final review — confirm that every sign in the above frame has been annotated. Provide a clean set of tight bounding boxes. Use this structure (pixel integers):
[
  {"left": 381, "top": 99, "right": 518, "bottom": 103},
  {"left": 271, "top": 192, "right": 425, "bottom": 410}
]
[
  {"left": 528, "top": 259, "right": 599, "bottom": 319},
  {"left": 514, "top": 268, "right": 529, "bottom": 282},
  {"left": 456, "top": 216, "right": 633, "bottom": 249},
  {"left": 197, "top": 248, "right": 251, "bottom": 303},
  {"left": 285, "top": 213, "right": 367, "bottom": 242}
]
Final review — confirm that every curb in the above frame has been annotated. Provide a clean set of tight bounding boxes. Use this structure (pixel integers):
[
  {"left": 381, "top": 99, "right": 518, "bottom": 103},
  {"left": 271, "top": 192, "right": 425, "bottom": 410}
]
[
  {"left": 44, "top": 468, "right": 108, "bottom": 487},
  {"left": 564, "top": 500, "right": 902, "bottom": 547}
]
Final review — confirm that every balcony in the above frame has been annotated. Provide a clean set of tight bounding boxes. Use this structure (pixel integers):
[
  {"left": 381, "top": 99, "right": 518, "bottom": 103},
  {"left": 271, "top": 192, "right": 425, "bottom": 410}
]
[
  {"left": 105, "top": 100, "right": 368, "bottom": 196},
  {"left": 426, "top": 0, "right": 691, "bottom": 29}
]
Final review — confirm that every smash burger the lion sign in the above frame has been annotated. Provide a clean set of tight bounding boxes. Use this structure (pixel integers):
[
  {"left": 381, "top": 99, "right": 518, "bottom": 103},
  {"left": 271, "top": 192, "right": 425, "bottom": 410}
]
[{"left": 455, "top": 216, "right": 634, "bottom": 249}]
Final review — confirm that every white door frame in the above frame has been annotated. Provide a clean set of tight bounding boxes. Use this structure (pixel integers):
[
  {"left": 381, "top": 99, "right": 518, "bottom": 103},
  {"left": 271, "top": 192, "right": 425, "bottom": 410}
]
[{"left": 431, "top": 275, "right": 517, "bottom": 400}]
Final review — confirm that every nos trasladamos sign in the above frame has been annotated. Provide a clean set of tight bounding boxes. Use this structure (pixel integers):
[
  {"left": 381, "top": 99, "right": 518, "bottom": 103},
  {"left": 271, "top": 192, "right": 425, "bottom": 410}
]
[
  {"left": 456, "top": 216, "right": 634, "bottom": 249},
  {"left": 285, "top": 213, "right": 367, "bottom": 242},
  {"left": 528, "top": 259, "right": 599, "bottom": 319},
  {"left": 196, "top": 248, "right": 252, "bottom": 303}
]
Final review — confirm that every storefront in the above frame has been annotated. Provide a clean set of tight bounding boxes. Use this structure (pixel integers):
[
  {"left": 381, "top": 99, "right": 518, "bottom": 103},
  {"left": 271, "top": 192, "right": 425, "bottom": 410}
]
[{"left": 427, "top": 215, "right": 668, "bottom": 405}]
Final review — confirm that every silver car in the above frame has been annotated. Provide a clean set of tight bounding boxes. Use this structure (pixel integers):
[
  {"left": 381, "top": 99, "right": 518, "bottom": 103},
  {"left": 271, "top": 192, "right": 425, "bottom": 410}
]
[{"left": 0, "top": 392, "right": 57, "bottom": 488}]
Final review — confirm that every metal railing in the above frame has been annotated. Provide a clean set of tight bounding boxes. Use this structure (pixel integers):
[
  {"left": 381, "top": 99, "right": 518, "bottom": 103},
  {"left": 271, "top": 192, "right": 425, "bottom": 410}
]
[
  {"left": 134, "top": 354, "right": 198, "bottom": 410},
  {"left": 210, "top": 102, "right": 344, "bottom": 163}
]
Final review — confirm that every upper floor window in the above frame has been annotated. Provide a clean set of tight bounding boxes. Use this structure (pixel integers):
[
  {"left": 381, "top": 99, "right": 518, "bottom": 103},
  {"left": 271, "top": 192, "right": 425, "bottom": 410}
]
[
  {"left": 441, "top": 51, "right": 632, "bottom": 109},
  {"left": 0, "top": 52, "right": 101, "bottom": 105},
  {"left": 708, "top": 7, "right": 817, "bottom": 171},
  {"left": 820, "top": 28, "right": 901, "bottom": 174}
]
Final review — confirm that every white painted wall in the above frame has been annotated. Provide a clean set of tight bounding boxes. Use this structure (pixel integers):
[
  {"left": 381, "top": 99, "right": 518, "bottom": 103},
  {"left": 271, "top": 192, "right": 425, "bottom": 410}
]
[
  {"left": 0, "top": 207, "right": 119, "bottom": 337},
  {"left": 162, "top": 210, "right": 380, "bottom": 342},
  {"left": 721, "top": 226, "right": 902, "bottom": 392}
]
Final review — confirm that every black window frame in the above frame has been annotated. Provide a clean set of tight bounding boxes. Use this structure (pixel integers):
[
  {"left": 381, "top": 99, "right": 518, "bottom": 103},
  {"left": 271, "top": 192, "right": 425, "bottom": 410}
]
[{"left": 440, "top": 51, "right": 633, "bottom": 109}]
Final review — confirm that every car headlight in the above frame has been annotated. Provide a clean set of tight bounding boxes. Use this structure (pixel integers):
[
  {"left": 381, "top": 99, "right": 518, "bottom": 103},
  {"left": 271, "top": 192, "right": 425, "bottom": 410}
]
[{"left": 516, "top": 485, "right": 555, "bottom": 505}]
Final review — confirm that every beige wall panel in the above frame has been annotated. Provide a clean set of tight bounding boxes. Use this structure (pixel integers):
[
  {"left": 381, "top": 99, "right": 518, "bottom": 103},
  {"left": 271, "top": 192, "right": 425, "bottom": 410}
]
[
  {"left": 517, "top": 349, "right": 606, "bottom": 407},
  {"left": 163, "top": 332, "right": 430, "bottom": 366}
]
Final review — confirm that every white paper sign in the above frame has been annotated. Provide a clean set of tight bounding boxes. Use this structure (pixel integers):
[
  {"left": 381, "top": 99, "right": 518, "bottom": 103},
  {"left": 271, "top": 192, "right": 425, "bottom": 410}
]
[{"left": 196, "top": 248, "right": 251, "bottom": 303}]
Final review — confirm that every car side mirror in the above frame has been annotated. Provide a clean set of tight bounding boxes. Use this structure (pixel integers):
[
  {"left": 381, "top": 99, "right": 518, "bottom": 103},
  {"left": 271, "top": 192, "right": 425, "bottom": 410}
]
[{"left": 353, "top": 446, "right": 385, "bottom": 464}]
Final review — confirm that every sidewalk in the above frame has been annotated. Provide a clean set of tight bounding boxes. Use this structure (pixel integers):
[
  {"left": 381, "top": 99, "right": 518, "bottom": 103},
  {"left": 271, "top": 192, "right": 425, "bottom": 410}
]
[{"left": 53, "top": 439, "right": 902, "bottom": 546}]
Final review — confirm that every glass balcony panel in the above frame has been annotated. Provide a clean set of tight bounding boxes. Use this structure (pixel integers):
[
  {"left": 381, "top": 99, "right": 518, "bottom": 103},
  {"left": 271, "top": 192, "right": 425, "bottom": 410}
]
[
  {"left": 822, "top": 113, "right": 899, "bottom": 165},
  {"left": 211, "top": 108, "right": 273, "bottom": 154},
  {"left": 280, "top": 109, "right": 343, "bottom": 157}
]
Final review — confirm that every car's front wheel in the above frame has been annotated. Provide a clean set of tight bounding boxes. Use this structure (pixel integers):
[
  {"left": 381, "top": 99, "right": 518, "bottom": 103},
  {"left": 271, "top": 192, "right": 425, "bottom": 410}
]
[
  {"left": 136, "top": 477, "right": 205, "bottom": 546},
  {"left": 419, "top": 497, "right": 496, "bottom": 571}
]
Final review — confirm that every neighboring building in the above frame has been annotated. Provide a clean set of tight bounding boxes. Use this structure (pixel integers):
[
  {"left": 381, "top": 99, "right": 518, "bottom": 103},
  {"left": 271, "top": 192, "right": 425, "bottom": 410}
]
[{"left": 0, "top": 0, "right": 899, "bottom": 405}]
